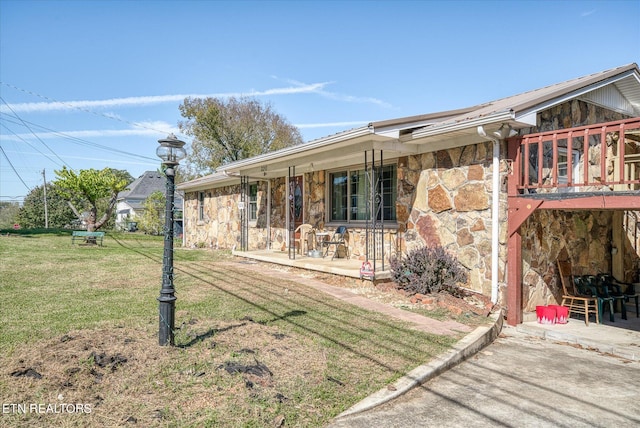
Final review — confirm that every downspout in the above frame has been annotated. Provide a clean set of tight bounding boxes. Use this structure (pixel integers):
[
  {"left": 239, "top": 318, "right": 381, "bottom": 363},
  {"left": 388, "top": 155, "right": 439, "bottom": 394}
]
[
  {"left": 477, "top": 124, "right": 518, "bottom": 304},
  {"left": 477, "top": 125, "right": 505, "bottom": 305},
  {"left": 267, "top": 179, "right": 271, "bottom": 249}
]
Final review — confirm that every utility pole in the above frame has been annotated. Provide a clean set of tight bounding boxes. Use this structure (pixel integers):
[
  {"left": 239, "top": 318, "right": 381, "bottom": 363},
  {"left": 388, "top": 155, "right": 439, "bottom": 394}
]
[{"left": 42, "top": 169, "right": 49, "bottom": 228}]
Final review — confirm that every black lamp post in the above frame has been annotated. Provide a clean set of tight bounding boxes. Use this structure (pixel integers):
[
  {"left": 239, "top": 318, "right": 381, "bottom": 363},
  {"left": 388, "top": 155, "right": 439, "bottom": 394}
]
[{"left": 156, "top": 133, "right": 186, "bottom": 346}]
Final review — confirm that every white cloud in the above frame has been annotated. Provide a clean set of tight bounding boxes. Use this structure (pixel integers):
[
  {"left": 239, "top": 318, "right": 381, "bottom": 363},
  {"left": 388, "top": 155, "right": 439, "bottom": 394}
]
[
  {"left": 581, "top": 9, "right": 596, "bottom": 17},
  {"left": 103, "top": 112, "right": 123, "bottom": 120},
  {"left": 295, "top": 121, "right": 369, "bottom": 129},
  {"left": 1, "top": 149, "right": 158, "bottom": 166},
  {"left": 0, "top": 119, "right": 367, "bottom": 143},
  {"left": 280, "top": 77, "right": 393, "bottom": 108},
  {"left": 0, "top": 122, "right": 179, "bottom": 142},
  {"left": 131, "top": 120, "right": 179, "bottom": 133},
  {"left": 0, "top": 82, "right": 332, "bottom": 113}
]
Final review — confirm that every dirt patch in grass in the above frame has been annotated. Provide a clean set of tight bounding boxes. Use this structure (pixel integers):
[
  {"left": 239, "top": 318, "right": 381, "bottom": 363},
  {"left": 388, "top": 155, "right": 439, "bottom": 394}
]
[{"left": 1, "top": 318, "right": 347, "bottom": 427}]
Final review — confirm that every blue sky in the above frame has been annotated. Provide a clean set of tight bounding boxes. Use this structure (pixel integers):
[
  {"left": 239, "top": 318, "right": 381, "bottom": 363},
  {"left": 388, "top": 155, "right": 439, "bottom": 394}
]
[{"left": 1, "top": 0, "right": 639, "bottom": 203}]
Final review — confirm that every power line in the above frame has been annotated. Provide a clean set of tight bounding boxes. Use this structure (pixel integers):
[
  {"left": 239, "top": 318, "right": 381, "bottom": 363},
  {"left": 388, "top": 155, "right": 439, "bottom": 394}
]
[
  {"left": 0, "top": 113, "right": 158, "bottom": 162},
  {"left": 1, "top": 122, "right": 66, "bottom": 167},
  {"left": 0, "top": 82, "right": 175, "bottom": 135},
  {"left": 0, "top": 97, "right": 72, "bottom": 168},
  {"left": 0, "top": 145, "right": 31, "bottom": 191}
]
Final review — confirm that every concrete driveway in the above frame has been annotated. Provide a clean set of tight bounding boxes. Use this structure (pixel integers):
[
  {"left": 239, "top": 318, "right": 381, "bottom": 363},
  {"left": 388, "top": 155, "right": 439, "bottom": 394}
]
[{"left": 328, "top": 326, "right": 640, "bottom": 428}]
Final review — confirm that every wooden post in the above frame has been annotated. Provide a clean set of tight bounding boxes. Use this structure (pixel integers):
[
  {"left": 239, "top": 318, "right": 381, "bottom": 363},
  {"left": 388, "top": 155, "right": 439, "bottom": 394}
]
[
  {"left": 507, "top": 229, "right": 523, "bottom": 325},
  {"left": 612, "top": 211, "right": 624, "bottom": 280}
]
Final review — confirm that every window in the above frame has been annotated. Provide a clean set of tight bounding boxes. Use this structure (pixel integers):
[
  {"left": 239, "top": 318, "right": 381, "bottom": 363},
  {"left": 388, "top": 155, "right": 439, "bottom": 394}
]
[
  {"left": 557, "top": 148, "right": 581, "bottom": 192},
  {"left": 379, "top": 165, "right": 397, "bottom": 221},
  {"left": 329, "top": 164, "right": 397, "bottom": 223},
  {"left": 248, "top": 183, "right": 258, "bottom": 221},
  {"left": 330, "top": 172, "right": 348, "bottom": 221},
  {"left": 198, "top": 191, "right": 205, "bottom": 220}
]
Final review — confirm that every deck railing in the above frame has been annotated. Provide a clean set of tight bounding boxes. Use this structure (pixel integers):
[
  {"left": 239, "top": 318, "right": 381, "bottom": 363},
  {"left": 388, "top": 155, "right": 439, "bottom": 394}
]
[{"left": 508, "top": 117, "right": 640, "bottom": 195}]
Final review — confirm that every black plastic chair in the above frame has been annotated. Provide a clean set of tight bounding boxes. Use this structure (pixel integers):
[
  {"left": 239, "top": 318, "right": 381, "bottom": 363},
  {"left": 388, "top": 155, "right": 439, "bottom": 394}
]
[
  {"left": 576, "top": 276, "right": 615, "bottom": 323},
  {"left": 621, "top": 281, "right": 640, "bottom": 318},
  {"left": 321, "top": 226, "right": 349, "bottom": 260},
  {"left": 598, "top": 274, "right": 635, "bottom": 318}
]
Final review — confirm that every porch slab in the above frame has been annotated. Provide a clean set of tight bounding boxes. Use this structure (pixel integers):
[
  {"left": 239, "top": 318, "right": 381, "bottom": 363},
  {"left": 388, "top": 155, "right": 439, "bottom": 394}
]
[
  {"left": 231, "top": 249, "right": 391, "bottom": 281},
  {"left": 517, "top": 307, "right": 640, "bottom": 361}
]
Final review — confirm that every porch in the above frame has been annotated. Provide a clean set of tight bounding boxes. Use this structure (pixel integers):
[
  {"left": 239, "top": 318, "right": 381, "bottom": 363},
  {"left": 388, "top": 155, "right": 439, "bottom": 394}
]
[{"left": 231, "top": 249, "right": 392, "bottom": 281}]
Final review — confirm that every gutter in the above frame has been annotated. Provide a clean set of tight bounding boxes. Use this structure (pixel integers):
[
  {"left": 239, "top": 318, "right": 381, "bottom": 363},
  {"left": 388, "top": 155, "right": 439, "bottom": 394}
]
[
  {"left": 218, "top": 125, "right": 373, "bottom": 171},
  {"left": 177, "top": 126, "right": 375, "bottom": 192},
  {"left": 413, "top": 110, "right": 514, "bottom": 139}
]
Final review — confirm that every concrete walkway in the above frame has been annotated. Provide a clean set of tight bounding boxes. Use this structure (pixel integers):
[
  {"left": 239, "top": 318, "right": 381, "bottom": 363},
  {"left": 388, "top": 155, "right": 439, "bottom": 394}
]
[
  {"left": 328, "top": 326, "right": 640, "bottom": 427},
  {"left": 517, "top": 317, "right": 640, "bottom": 361}
]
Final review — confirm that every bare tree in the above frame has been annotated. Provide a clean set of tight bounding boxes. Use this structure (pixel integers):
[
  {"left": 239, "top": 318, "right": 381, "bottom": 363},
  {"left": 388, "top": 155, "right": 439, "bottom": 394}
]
[{"left": 178, "top": 96, "right": 303, "bottom": 177}]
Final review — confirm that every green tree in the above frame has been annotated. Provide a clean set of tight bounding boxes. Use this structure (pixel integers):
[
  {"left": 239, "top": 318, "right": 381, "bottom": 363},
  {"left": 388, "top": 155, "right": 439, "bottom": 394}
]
[
  {"left": 54, "top": 167, "right": 130, "bottom": 232},
  {"left": 16, "top": 184, "right": 76, "bottom": 229},
  {"left": 138, "top": 191, "right": 165, "bottom": 235},
  {"left": 111, "top": 169, "right": 135, "bottom": 187},
  {"left": 178, "top": 96, "right": 303, "bottom": 177},
  {"left": 0, "top": 201, "right": 21, "bottom": 229}
]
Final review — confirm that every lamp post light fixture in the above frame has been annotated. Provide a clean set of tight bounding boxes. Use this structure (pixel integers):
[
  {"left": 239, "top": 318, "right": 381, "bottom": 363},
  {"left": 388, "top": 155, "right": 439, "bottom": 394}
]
[{"left": 156, "top": 133, "right": 187, "bottom": 346}]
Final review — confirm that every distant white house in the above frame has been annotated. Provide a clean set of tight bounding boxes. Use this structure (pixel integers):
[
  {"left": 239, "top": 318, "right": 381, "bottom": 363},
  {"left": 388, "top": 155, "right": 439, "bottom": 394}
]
[{"left": 116, "top": 171, "right": 183, "bottom": 234}]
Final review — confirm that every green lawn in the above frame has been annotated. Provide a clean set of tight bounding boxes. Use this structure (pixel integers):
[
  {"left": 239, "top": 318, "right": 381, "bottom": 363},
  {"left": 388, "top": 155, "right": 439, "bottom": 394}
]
[{"left": 0, "top": 231, "right": 458, "bottom": 427}]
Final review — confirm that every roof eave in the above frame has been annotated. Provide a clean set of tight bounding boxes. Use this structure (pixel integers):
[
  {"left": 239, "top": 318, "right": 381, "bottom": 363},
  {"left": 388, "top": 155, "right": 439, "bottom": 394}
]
[
  {"left": 221, "top": 125, "right": 373, "bottom": 172},
  {"left": 411, "top": 110, "right": 516, "bottom": 140},
  {"left": 177, "top": 172, "right": 240, "bottom": 192},
  {"left": 513, "top": 65, "right": 640, "bottom": 117}
]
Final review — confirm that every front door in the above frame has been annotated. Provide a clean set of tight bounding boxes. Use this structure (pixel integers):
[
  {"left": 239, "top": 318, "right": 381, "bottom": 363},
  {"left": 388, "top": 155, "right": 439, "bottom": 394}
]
[
  {"left": 291, "top": 175, "right": 304, "bottom": 229},
  {"left": 288, "top": 174, "right": 304, "bottom": 259}
]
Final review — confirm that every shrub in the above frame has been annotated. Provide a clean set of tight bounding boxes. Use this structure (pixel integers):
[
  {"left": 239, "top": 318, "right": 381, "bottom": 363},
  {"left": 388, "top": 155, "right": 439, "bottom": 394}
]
[{"left": 390, "top": 245, "right": 468, "bottom": 296}]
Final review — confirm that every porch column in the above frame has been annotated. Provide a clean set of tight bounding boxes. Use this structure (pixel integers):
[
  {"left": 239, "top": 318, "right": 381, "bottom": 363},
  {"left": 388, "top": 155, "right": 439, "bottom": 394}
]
[
  {"left": 612, "top": 211, "right": 624, "bottom": 279},
  {"left": 507, "top": 229, "right": 523, "bottom": 325}
]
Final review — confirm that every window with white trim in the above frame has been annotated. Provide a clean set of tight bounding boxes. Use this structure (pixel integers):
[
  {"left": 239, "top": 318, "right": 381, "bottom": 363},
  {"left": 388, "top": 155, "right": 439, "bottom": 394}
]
[
  {"left": 198, "top": 191, "right": 205, "bottom": 220},
  {"left": 328, "top": 164, "right": 397, "bottom": 223},
  {"left": 248, "top": 183, "right": 258, "bottom": 221}
]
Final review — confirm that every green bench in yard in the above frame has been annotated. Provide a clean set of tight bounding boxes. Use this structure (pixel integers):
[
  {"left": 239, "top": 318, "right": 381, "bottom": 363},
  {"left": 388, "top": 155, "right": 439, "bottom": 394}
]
[{"left": 71, "top": 231, "right": 105, "bottom": 246}]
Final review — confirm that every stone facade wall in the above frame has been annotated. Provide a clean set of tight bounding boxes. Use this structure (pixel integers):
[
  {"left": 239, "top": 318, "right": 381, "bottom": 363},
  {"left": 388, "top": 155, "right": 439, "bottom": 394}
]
[
  {"left": 399, "top": 142, "right": 507, "bottom": 297},
  {"left": 526, "top": 99, "right": 629, "bottom": 133},
  {"left": 520, "top": 210, "right": 613, "bottom": 311},
  {"left": 624, "top": 213, "right": 640, "bottom": 282},
  {"left": 183, "top": 182, "right": 270, "bottom": 250}
]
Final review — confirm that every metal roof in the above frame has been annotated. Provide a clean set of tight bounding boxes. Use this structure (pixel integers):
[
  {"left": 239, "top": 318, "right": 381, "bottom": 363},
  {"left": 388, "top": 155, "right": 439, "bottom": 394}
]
[
  {"left": 176, "top": 171, "right": 239, "bottom": 192},
  {"left": 412, "top": 63, "right": 640, "bottom": 141},
  {"left": 179, "top": 63, "right": 640, "bottom": 191}
]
